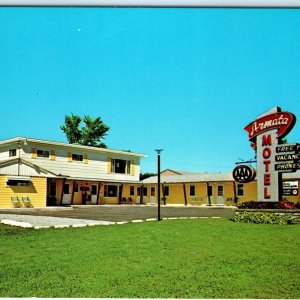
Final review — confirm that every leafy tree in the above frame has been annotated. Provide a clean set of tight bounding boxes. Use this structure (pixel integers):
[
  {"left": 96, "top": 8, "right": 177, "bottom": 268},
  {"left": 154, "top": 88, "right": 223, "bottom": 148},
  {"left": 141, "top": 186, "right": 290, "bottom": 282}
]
[
  {"left": 61, "top": 114, "right": 110, "bottom": 148},
  {"left": 140, "top": 173, "right": 157, "bottom": 181},
  {"left": 60, "top": 113, "right": 82, "bottom": 144}
]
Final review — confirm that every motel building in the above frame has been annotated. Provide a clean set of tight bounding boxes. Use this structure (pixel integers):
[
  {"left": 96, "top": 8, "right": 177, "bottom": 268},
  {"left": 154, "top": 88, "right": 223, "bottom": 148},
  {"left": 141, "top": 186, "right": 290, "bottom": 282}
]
[
  {"left": 0, "top": 137, "right": 299, "bottom": 209},
  {"left": 0, "top": 137, "right": 144, "bottom": 208},
  {"left": 140, "top": 169, "right": 300, "bottom": 206}
]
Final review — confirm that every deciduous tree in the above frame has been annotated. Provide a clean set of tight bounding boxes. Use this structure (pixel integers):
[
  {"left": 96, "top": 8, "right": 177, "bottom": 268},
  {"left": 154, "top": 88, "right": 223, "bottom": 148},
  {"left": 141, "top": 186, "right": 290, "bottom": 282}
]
[{"left": 61, "top": 114, "right": 110, "bottom": 148}]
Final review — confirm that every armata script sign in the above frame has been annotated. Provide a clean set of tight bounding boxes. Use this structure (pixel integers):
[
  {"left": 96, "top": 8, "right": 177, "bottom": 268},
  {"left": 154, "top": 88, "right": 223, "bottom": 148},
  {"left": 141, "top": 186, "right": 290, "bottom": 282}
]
[{"left": 243, "top": 107, "right": 297, "bottom": 202}]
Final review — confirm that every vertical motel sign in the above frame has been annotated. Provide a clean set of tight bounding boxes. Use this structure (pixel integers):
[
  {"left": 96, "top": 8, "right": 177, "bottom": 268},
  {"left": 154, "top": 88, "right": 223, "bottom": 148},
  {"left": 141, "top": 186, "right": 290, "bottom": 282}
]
[{"left": 244, "top": 107, "right": 297, "bottom": 202}]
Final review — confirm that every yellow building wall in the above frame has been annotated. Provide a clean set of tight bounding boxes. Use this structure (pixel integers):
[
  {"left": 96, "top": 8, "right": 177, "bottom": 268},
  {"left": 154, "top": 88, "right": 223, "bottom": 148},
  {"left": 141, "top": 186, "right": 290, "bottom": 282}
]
[
  {"left": 0, "top": 176, "right": 47, "bottom": 208},
  {"left": 143, "top": 180, "right": 299, "bottom": 206},
  {"left": 236, "top": 181, "right": 257, "bottom": 204}
]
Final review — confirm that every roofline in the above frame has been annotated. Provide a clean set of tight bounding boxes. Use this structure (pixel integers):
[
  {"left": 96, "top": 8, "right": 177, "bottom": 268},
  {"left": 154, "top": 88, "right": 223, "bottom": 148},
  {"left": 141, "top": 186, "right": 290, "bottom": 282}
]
[{"left": 0, "top": 137, "right": 145, "bottom": 158}]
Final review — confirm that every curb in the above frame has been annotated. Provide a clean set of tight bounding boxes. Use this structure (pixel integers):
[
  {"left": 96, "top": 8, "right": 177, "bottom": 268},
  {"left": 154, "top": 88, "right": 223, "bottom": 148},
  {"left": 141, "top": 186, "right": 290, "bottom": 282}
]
[{"left": 0, "top": 216, "right": 223, "bottom": 230}]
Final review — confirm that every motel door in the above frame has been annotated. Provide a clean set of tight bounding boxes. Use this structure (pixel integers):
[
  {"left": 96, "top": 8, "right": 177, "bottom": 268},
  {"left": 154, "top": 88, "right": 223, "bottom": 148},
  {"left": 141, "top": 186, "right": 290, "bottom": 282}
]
[
  {"left": 216, "top": 185, "right": 225, "bottom": 206},
  {"left": 91, "top": 185, "right": 98, "bottom": 204},
  {"left": 62, "top": 183, "right": 71, "bottom": 205}
]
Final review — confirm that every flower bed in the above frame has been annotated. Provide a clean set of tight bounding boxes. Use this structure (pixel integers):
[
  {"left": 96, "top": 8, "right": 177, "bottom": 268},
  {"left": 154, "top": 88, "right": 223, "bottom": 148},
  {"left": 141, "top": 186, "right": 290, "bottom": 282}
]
[{"left": 237, "top": 200, "right": 300, "bottom": 209}]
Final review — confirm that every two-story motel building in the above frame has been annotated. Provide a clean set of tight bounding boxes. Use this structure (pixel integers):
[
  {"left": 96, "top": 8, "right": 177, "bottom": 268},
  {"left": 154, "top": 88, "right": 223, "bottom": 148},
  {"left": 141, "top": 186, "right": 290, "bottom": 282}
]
[{"left": 0, "top": 137, "right": 144, "bottom": 208}]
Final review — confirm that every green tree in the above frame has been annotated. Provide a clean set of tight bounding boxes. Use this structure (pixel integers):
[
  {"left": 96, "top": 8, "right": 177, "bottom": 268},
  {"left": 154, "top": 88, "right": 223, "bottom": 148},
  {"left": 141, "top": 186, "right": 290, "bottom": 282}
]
[
  {"left": 60, "top": 113, "right": 82, "bottom": 144},
  {"left": 140, "top": 173, "right": 157, "bottom": 180},
  {"left": 61, "top": 114, "right": 110, "bottom": 148}
]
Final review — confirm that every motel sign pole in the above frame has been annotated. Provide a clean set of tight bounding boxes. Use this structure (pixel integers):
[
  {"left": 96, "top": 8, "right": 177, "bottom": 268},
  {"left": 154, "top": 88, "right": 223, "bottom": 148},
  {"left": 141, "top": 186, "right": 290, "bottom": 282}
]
[{"left": 155, "top": 149, "right": 163, "bottom": 221}]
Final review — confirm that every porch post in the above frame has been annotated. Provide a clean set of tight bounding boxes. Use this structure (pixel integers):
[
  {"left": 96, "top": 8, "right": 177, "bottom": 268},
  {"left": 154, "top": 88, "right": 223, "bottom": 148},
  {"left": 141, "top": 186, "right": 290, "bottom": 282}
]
[
  {"left": 140, "top": 185, "right": 144, "bottom": 205},
  {"left": 118, "top": 184, "right": 123, "bottom": 205},
  {"left": 206, "top": 182, "right": 211, "bottom": 206},
  {"left": 59, "top": 178, "right": 67, "bottom": 206},
  {"left": 233, "top": 181, "right": 237, "bottom": 205},
  {"left": 71, "top": 181, "right": 75, "bottom": 205},
  {"left": 183, "top": 183, "right": 187, "bottom": 206},
  {"left": 96, "top": 182, "right": 101, "bottom": 205}
]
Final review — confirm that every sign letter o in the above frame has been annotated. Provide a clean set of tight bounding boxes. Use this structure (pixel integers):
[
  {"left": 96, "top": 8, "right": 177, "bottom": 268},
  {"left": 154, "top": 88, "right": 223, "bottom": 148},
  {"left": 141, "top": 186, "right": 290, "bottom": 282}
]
[{"left": 262, "top": 147, "right": 272, "bottom": 159}]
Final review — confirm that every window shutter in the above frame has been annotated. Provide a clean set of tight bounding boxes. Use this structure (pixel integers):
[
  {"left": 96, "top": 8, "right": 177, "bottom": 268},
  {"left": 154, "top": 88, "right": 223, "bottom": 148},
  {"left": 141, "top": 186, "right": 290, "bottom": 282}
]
[
  {"left": 32, "top": 148, "right": 37, "bottom": 159},
  {"left": 107, "top": 157, "right": 111, "bottom": 173},
  {"left": 50, "top": 150, "right": 56, "bottom": 160},
  {"left": 84, "top": 154, "right": 88, "bottom": 164},
  {"left": 131, "top": 160, "right": 135, "bottom": 176},
  {"left": 68, "top": 152, "right": 72, "bottom": 162}
]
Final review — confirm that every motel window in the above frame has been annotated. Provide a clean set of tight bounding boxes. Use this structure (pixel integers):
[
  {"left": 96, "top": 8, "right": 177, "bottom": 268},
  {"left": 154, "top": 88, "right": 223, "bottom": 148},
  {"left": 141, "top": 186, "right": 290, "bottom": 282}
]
[
  {"left": 111, "top": 159, "right": 131, "bottom": 174},
  {"left": 72, "top": 154, "right": 83, "bottom": 162},
  {"left": 163, "top": 186, "right": 169, "bottom": 197},
  {"left": 37, "top": 149, "right": 50, "bottom": 158},
  {"left": 143, "top": 187, "right": 148, "bottom": 196},
  {"left": 49, "top": 181, "right": 57, "bottom": 197},
  {"left": 151, "top": 187, "right": 155, "bottom": 196},
  {"left": 207, "top": 185, "right": 213, "bottom": 197},
  {"left": 190, "top": 185, "right": 196, "bottom": 196},
  {"left": 63, "top": 184, "right": 70, "bottom": 195},
  {"left": 91, "top": 185, "right": 97, "bottom": 195},
  {"left": 9, "top": 149, "right": 17, "bottom": 157},
  {"left": 237, "top": 184, "right": 244, "bottom": 196},
  {"left": 104, "top": 185, "right": 118, "bottom": 197},
  {"left": 74, "top": 183, "right": 79, "bottom": 193},
  {"left": 130, "top": 186, "right": 135, "bottom": 196},
  {"left": 218, "top": 186, "right": 224, "bottom": 196},
  {"left": 137, "top": 187, "right": 148, "bottom": 196},
  {"left": 7, "top": 180, "right": 29, "bottom": 186}
]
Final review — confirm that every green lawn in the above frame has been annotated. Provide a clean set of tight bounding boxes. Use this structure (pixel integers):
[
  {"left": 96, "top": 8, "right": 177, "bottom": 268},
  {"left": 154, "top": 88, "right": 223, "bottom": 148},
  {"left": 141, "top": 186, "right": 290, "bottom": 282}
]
[{"left": 0, "top": 219, "right": 299, "bottom": 298}]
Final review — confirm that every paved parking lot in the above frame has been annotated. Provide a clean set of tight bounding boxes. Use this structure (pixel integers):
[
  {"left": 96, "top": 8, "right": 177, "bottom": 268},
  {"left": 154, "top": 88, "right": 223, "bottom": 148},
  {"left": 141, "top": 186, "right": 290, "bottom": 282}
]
[{"left": 0, "top": 205, "right": 236, "bottom": 222}]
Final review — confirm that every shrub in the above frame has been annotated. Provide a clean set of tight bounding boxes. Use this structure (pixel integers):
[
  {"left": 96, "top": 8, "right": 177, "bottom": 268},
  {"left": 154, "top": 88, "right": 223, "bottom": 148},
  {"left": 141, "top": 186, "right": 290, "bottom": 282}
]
[
  {"left": 237, "top": 201, "right": 296, "bottom": 209},
  {"left": 230, "top": 212, "right": 294, "bottom": 225}
]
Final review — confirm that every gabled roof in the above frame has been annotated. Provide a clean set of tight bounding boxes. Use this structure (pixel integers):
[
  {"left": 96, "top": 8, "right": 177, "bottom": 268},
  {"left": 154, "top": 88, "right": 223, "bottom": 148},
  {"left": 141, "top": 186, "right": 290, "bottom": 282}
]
[
  {"left": 160, "top": 169, "right": 197, "bottom": 176},
  {"left": 0, "top": 158, "right": 59, "bottom": 178},
  {"left": 0, "top": 137, "right": 145, "bottom": 158}
]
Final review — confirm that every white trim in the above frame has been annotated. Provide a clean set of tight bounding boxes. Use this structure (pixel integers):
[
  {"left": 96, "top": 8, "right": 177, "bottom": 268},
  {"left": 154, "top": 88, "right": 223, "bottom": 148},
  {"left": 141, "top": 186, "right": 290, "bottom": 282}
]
[{"left": 0, "top": 137, "right": 145, "bottom": 158}]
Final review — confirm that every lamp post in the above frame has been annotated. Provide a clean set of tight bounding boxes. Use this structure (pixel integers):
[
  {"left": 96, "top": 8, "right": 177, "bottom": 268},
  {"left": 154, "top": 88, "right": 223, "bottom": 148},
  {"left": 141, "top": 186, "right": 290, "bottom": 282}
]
[{"left": 155, "top": 149, "right": 163, "bottom": 221}]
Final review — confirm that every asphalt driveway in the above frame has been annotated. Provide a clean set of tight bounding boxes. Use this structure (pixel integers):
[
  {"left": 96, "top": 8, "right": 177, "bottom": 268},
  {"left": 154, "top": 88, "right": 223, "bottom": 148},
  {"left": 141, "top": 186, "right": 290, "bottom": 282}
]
[{"left": 0, "top": 205, "right": 236, "bottom": 222}]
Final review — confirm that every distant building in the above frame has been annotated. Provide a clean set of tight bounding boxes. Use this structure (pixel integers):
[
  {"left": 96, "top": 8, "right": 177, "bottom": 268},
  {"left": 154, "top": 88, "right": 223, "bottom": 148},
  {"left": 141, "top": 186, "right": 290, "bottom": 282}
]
[
  {"left": 0, "top": 137, "right": 144, "bottom": 208},
  {"left": 141, "top": 169, "right": 300, "bottom": 206}
]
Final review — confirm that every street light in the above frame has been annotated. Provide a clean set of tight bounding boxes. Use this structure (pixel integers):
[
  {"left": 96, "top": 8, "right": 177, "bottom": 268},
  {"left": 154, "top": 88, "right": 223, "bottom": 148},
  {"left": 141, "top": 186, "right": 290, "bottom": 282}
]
[{"left": 155, "top": 149, "right": 163, "bottom": 221}]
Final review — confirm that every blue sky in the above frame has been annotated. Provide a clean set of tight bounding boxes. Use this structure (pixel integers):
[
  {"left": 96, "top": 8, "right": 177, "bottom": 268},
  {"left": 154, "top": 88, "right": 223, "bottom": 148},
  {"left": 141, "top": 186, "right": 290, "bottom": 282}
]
[{"left": 0, "top": 8, "right": 299, "bottom": 173}]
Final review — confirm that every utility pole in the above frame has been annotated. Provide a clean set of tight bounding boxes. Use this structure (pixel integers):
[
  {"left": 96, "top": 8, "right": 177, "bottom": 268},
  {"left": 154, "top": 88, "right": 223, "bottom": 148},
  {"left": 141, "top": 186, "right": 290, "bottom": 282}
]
[{"left": 155, "top": 149, "right": 163, "bottom": 221}]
